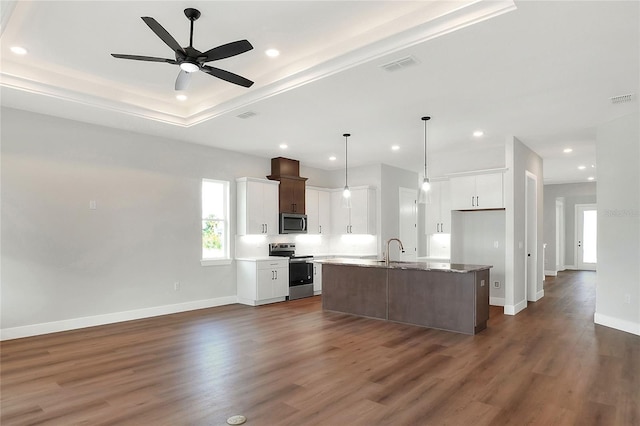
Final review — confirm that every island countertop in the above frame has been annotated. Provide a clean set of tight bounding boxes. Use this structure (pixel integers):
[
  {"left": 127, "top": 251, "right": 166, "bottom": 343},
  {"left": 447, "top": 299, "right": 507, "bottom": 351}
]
[{"left": 315, "top": 258, "right": 491, "bottom": 273}]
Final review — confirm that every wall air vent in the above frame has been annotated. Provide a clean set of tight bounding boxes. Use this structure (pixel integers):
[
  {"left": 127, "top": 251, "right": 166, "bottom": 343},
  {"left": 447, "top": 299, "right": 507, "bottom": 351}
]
[
  {"left": 236, "top": 111, "right": 257, "bottom": 119},
  {"left": 380, "top": 55, "right": 420, "bottom": 72},
  {"left": 610, "top": 93, "right": 635, "bottom": 104}
]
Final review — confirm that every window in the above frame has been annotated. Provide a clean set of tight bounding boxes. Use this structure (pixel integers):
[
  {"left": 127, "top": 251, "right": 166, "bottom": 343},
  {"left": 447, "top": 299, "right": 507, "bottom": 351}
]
[{"left": 201, "top": 179, "right": 230, "bottom": 265}]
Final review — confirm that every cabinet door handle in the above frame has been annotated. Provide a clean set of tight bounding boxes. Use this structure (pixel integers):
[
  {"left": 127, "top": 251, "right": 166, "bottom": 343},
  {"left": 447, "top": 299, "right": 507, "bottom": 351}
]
[
  {"left": 476, "top": 196, "right": 479, "bottom": 207},
  {"left": 265, "top": 224, "right": 268, "bottom": 234},
  {"left": 314, "top": 266, "right": 317, "bottom": 275},
  {"left": 319, "top": 225, "right": 322, "bottom": 234},
  {"left": 275, "top": 270, "right": 278, "bottom": 280},
  {"left": 272, "top": 270, "right": 275, "bottom": 280},
  {"left": 471, "top": 196, "right": 475, "bottom": 207}
]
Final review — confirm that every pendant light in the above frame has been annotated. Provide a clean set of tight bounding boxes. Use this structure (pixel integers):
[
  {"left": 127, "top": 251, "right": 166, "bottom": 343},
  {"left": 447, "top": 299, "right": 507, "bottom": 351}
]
[
  {"left": 342, "top": 133, "right": 352, "bottom": 208},
  {"left": 418, "top": 116, "right": 432, "bottom": 204}
]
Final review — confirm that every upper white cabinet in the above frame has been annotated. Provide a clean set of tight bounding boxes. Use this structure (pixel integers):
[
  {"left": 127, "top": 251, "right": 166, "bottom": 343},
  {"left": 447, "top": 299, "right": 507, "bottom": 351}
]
[
  {"left": 236, "top": 177, "right": 279, "bottom": 235},
  {"left": 306, "top": 187, "right": 332, "bottom": 235},
  {"left": 450, "top": 172, "right": 504, "bottom": 211},
  {"left": 331, "top": 186, "right": 376, "bottom": 234},
  {"left": 425, "top": 180, "right": 451, "bottom": 234}
]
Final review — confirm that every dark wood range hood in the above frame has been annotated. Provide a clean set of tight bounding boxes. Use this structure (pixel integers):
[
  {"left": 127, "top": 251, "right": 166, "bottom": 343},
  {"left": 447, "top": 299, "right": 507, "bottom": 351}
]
[{"left": 267, "top": 157, "right": 307, "bottom": 214}]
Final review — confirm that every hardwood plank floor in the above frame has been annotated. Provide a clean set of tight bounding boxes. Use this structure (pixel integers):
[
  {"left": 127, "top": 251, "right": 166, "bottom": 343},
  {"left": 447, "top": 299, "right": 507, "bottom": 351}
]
[{"left": 1, "top": 271, "right": 639, "bottom": 425}]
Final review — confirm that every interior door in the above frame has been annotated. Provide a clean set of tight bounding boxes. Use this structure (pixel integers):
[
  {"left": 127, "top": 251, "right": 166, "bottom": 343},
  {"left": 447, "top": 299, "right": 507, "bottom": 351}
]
[
  {"left": 576, "top": 204, "right": 597, "bottom": 270},
  {"left": 399, "top": 187, "right": 417, "bottom": 261}
]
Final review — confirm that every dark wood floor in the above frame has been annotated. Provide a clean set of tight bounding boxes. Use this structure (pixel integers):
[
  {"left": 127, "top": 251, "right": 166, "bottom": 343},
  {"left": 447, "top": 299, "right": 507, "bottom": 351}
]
[{"left": 1, "top": 271, "right": 639, "bottom": 425}]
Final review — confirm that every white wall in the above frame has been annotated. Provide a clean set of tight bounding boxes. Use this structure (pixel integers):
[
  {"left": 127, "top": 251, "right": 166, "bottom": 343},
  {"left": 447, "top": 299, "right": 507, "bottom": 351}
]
[
  {"left": 504, "top": 136, "right": 544, "bottom": 315},
  {"left": 0, "top": 108, "right": 331, "bottom": 338},
  {"left": 380, "top": 164, "right": 418, "bottom": 256},
  {"left": 451, "top": 210, "right": 506, "bottom": 305},
  {"left": 594, "top": 112, "right": 640, "bottom": 336},
  {"left": 543, "top": 182, "right": 596, "bottom": 273}
]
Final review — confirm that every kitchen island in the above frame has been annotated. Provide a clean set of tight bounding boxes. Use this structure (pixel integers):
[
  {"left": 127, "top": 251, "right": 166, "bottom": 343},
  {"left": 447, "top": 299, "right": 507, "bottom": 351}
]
[{"left": 317, "top": 259, "right": 491, "bottom": 335}]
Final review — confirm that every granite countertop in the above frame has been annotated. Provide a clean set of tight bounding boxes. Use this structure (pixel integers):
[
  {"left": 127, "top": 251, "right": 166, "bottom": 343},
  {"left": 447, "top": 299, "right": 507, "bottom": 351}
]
[{"left": 315, "top": 258, "right": 492, "bottom": 273}]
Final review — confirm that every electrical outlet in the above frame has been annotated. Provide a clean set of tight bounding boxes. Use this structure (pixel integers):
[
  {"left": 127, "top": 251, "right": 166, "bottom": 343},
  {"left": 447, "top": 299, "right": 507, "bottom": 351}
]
[
  {"left": 174, "top": 281, "right": 181, "bottom": 291},
  {"left": 493, "top": 281, "right": 501, "bottom": 289},
  {"left": 624, "top": 294, "right": 631, "bottom": 304}
]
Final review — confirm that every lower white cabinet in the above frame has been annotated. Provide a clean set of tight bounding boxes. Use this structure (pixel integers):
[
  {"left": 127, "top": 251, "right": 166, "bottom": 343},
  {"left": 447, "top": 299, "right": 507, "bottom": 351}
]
[
  {"left": 313, "top": 262, "right": 323, "bottom": 294},
  {"left": 237, "top": 259, "right": 289, "bottom": 306}
]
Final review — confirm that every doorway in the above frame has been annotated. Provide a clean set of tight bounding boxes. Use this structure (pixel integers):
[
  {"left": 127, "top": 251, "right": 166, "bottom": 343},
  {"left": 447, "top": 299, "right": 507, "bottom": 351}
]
[
  {"left": 555, "top": 198, "right": 565, "bottom": 272},
  {"left": 398, "top": 187, "right": 417, "bottom": 261},
  {"left": 525, "top": 172, "right": 538, "bottom": 302},
  {"left": 576, "top": 204, "right": 597, "bottom": 270}
]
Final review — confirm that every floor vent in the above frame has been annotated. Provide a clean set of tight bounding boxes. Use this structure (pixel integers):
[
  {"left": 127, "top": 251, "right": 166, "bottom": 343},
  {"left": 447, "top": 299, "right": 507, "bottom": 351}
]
[
  {"left": 610, "top": 93, "right": 635, "bottom": 104},
  {"left": 380, "top": 55, "right": 420, "bottom": 72},
  {"left": 236, "top": 111, "right": 257, "bottom": 119}
]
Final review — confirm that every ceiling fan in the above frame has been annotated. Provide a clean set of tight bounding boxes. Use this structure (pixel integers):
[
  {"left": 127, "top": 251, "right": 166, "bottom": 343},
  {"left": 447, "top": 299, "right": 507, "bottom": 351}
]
[{"left": 111, "top": 8, "right": 254, "bottom": 91}]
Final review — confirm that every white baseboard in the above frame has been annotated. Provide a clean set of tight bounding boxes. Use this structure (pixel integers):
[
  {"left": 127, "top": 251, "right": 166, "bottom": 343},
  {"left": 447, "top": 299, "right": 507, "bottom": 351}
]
[
  {"left": 528, "top": 290, "right": 544, "bottom": 302},
  {"left": 504, "top": 299, "right": 527, "bottom": 316},
  {"left": 594, "top": 313, "right": 640, "bottom": 336},
  {"left": 0, "top": 296, "right": 238, "bottom": 341},
  {"left": 490, "top": 297, "right": 505, "bottom": 306},
  {"left": 544, "top": 270, "right": 558, "bottom": 277},
  {"left": 563, "top": 265, "right": 577, "bottom": 270}
]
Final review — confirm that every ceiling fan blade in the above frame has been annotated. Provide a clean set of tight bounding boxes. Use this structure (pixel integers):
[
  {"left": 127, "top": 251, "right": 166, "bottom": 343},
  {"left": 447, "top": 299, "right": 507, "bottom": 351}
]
[
  {"left": 201, "top": 40, "right": 254, "bottom": 62},
  {"left": 141, "top": 16, "right": 185, "bottom": 54},
  {"left": 201, "top": 65, "right": 254, "bottom": 88},
  {"left": 111, "top": 54, "right": 177, "bottom": 64},
  {"left": 175, "top": 70, "right": 192, "bottom": 91}
]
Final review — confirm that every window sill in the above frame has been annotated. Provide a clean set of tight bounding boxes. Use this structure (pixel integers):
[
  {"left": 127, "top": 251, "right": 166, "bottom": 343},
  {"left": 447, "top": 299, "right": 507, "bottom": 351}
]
[{"left": 201, "top": 258, "right": 233, "bottom": 267}]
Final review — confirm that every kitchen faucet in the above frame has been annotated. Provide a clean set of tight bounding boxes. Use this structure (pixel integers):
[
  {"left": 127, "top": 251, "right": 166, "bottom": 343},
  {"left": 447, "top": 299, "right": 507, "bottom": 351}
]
[{"left": 384, "top": 238, "right": 405, "bottom": 265}]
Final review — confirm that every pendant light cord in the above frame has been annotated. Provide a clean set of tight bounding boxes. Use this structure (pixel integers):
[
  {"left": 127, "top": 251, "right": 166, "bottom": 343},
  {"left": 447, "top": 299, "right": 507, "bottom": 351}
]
[
  {"left": 343, "top": 133, "right": 350, "bottom": 188},
  {"left": 422, "top": 117, "right": 430, "bottom": 180}
]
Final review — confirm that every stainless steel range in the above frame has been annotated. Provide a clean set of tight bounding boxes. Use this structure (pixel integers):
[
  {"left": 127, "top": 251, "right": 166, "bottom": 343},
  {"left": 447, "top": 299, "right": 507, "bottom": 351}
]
[{"left": 269, "top": 243, "right": 314, "bottom": 300}]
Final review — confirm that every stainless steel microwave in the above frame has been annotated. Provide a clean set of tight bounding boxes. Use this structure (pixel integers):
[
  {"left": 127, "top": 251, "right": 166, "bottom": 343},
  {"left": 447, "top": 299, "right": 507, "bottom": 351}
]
[{"left": 280, "top": 213, "right": 307, "bottom": 234}]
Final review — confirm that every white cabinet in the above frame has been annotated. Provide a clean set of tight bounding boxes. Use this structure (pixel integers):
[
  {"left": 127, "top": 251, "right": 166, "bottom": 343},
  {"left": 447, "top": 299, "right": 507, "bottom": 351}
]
[
  {"left": 236, "top": 177, "right": 279, "bottom": 235},
  {"left": 237, "top": 259, "right": 289, "bottom": 306},
  {"left": 331, "top": 187, "right": 376, "bottom": 234},
  {"left": 306, "top": 187, "right": 332, "bottom": 235},
  {"left": 312, "top": 262, "right": 323, "bottom": 294},
  {"left": 425, "top": 180, "right": 451, "bottom": 234},
  {"left": 450, "top": 172, "right": 504, "bottom": 210}
]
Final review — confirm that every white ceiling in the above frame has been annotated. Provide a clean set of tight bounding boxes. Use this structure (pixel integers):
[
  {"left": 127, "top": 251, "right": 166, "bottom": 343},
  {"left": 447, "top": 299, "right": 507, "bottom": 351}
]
[{"left": 1, "top": 1, "right": 638, "bottom": 184}]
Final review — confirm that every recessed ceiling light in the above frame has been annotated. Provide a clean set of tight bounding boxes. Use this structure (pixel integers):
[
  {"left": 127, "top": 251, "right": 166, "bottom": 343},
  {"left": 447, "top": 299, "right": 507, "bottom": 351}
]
[
  {"left": 329, "top": 156, "right": 336, "bottom": 161},
  {"left": 391, "top": 145, "right": 400, "bottom": 151},
  {"left": 176, "top": 94, "right": 187, "bottom": 101},
  {"left": 578, "top": 165, "right": 586, "bottom": 170},
  {"left": 279, "top": 143, "right": 288, "bottom": 149},
  {"left": 587, "top": 176, "right": 595, "bottom": 181},
  {"left": 10, "top": 46, "right": 27, "bottom": 55},
  {"left": 591, "top": 164, "right": 596, "bottom": 168},
  {"left": 265, "top": 49, "right": 280, "bottom": 58},
  {"left": 563, "top": 148, "right": 573, "bottom": 153},
  {"left": 473, "top": 130, "right": 484, "bottom": 137}
]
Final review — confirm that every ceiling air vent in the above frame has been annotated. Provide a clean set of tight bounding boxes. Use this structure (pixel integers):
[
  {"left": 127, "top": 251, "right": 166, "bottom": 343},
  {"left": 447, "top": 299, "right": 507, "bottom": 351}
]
[
  {"left": 380, "top": 55, "right": 420, "bottom": 72},
  {"left": 236, "top": 111, "right": 257, "bottom": 119},
  {"left": 610, "top": 93, "right": 635, "bottom": 104}
]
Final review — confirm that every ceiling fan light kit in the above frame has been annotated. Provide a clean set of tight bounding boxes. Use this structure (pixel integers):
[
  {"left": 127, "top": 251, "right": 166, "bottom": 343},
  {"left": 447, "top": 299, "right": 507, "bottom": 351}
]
[{"left": 111, "top": 8, "right": 254, "bottom": 91}]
